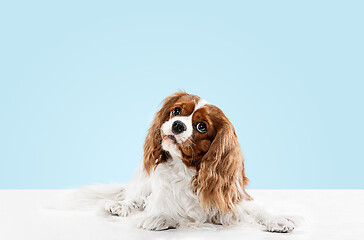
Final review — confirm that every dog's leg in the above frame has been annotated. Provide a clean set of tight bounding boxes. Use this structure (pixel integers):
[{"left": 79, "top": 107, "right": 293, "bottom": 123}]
[
  {"left": 136, "top": 213, "right": 179, "bottom": 231},
  {"left": 105, "top": 197, "right": 147, "bottom": 217},
  {"left": 133, "top": 165, "right": 178, "bottom": 230},
  {"left": 105, "top": 163, "right": 151, "bottom": 217},
  {"left": 236, "top": 201, "right": 298, "bottom": 233}
]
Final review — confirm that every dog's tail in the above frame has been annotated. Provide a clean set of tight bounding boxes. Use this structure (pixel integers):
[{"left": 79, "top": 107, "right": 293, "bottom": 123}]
[{"left": 46, "top": 184, "right": 125, "bottom": 211}]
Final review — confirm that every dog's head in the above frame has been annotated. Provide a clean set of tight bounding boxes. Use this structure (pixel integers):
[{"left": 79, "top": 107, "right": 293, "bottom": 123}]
[{"left": 144, "top": 92, "right": 251, "bottom": 213}]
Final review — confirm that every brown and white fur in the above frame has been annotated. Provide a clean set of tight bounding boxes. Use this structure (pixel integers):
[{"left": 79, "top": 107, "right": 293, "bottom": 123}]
[{"left": 98, "top": 92, "right": 297, "bottom": 232}]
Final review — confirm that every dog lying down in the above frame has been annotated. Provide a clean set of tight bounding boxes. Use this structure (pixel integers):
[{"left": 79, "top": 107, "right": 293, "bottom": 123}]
[{"left": 65, "top": 92, "right": 300, "bottom": 232}]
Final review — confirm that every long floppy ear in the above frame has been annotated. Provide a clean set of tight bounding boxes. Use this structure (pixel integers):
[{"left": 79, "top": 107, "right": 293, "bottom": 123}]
[
  {"left": 143, "top": 91, "right": 188, "bottom": 174},
  {"left": 194, "top": 113, "right": 252, "bottom": 213}
]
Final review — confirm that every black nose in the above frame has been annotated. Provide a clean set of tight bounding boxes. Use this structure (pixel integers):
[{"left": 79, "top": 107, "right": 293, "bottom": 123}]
[{"left": 172, "top": 120, "right": 187, "bottom": 135}]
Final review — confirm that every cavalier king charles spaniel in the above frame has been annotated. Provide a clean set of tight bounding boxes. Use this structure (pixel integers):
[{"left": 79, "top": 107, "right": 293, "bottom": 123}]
[{"left": 84, "top": 92, "right": 297, "bottom": 232}]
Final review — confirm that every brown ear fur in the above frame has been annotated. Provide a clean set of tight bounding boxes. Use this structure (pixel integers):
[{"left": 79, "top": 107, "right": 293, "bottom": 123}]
[
  {"left": 194, "top": 112, "right": 252, "bottom": 213},
  {"left": 143, "top": 91, "right": 188, "bottom": 174}
]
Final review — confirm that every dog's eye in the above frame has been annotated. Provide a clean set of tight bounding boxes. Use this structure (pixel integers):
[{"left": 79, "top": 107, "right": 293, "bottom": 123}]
[
  {"left": 171, "top": 107, "right": 182, "bottom": 116},
  {"left": 196, "top": 122, "right": 207, "bottom": 133}
]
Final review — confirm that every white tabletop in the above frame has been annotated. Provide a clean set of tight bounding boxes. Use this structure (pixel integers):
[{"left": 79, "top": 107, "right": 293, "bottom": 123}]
[{"left": 0, "top": 189, "right": 363, "bottom": 240}]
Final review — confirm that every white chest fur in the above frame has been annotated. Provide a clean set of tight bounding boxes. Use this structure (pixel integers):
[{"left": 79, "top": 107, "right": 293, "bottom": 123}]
[{"left": 146, "top": 157, "right": 207, "bottom": 223}]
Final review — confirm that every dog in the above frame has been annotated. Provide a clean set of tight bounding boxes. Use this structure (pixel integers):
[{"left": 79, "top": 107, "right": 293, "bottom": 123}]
[{"left": 83, "top": 92, "right": 297, "bottom": 232}]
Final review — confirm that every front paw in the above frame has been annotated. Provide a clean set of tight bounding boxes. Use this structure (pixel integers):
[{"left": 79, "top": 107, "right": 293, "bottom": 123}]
[
  {"left": 137, "top": 214, "right": 178, "bottom": 231},
  {"left": 265, "top": 217, "right": 295, "bottom": 233},
  {"left": 105, "top": 200, "right": 131, "bottom": 217}
]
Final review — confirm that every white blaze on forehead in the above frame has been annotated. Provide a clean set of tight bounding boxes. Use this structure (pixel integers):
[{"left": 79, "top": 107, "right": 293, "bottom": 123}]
[{"left": 194, "top": 99, "right": 208, "bottom": 112}]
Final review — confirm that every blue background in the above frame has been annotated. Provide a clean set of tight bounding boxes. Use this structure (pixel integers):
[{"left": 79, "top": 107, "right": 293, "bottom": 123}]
[{"left": 1, "top": 1, "right": 363, "bottom": 189}]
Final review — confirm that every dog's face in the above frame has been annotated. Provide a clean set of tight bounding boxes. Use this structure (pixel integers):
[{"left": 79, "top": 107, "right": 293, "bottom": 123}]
[
  {"left": 143, "top": 92, "right": 251, "bottom": 213},
  {"left": 160, "top": 94, "right": 216, "bottom": 164}
]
